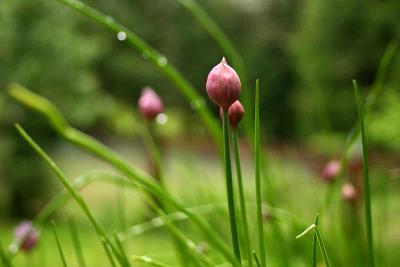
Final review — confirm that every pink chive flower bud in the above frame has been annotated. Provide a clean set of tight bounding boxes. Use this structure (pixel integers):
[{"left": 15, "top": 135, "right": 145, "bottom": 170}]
[
  {"left": 14, "top": 221, "right": 39, "bottom": 252},
  {"left": 342, "top": 183, "right": 357, "bottom": 202},
  {"left": 321, "top": 160, "right": 341, "bottom": 183},
  {"left": 228, "top": 100, "right": 245, "bottom": 129},
  {"left": 138, "top": 87, "right": 163, "bottom": 120},
  {"left": 206, "top": 57, "right": 241, "bottom": 110}
]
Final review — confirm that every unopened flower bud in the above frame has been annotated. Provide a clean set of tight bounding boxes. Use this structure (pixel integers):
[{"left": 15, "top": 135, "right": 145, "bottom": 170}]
[
  {"left": 321, "top": 160, "right": 341, "bottom": 183},
  {"left": 14, "top": 221, "right": 39, "bottom": 252},
  {"left": 228, "top": 100, "right": 245, "bottom": 129},
  {"left": 342, "top": 183, "right": 357, "bottom": 202},
  {"left": 206, "top": 57, "right": 241, "bottom": 110},
  {"left": 138, "top": 87, "right": 163, "bottom": 120}
]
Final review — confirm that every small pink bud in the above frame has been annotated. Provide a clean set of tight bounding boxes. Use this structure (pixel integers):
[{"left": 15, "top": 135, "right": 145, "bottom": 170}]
[
  {"left": 228, "top": 100, "right": 245, "bottom": 129},
  {"left": 342, "top": 183, "right": 357, "bottom": 202},
  {"left": 321, "top": 160, "right": 341, "bottom": 183},
  {"left": 138, "top": 87, "right": 163, "bottom": 120},
  {"left": 206, "top": 57, "right": 241, "bottom": 110},
  {"left": 14, "top": 221, "right": 39, "bottom": 252}
]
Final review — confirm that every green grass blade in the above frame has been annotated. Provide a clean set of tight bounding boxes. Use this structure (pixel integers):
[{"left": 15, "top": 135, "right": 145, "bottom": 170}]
[
  {"left": 254, "top": 79, "right": 266, "bottom": 267},
  {"left": 101, "top": 239, "right": 118, "bottom": 267},
  {"left": 15, "top": 125, "right": 126, "bottom": 266},
  {"left": 232, "top": 131, "right": 253, "bottom": 267},
  {"left": 54, "top": 0, "right": 222, "bottom": 153},
  {"left": 252, "top": 251, "right": 261, "bottom": 267},
  {"left": 222, "top": 110, "right": 241, "bottom": 261},
  {"left": 113, "top": 233, "right": 131, "bottom": 267},
  {"left": 51, "top": 221, "right": 68, "bottom": 267},
  {"left": 10, "top": 85, "right": 238, "bottom": 266},
  {"left": 0, "top": 241, "right": 13, "bottom": 267},
  {"left": 296, "top": 224, "right": 330, "bottom": 267},
  {"left": 353, "top": 80, "right": 375, "bottom": 267},
  {"left": 68, "top": 219, "right": 87, "bottom": 267},
  {"left": 312, "top": 214, "right": 319, "bottom": 267},
  {"left": 131, "top": 255, "right": 171, "bottom": 267},
  {"left": 176, "top": 0, "right": 252, "bottom": 135}
]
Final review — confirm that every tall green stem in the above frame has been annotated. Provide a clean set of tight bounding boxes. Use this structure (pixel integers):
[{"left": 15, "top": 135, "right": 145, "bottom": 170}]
[
  {"left": 222, "top": 110, "right": 241, "bottom": 262},
  {"left": 232, "top": 131, "right": 253, "bottom": 267},
  {"left": 353, "top": 80, "right": 374, "bottom": 267},
  {"left": 254, "top": 79, "right": 266, "bottom": 267}
]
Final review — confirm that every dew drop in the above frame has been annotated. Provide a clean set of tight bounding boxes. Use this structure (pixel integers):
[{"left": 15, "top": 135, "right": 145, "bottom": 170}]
[
  {"left": 142, "top": 50, "right": 151, "bottom": 60},
  {"left": 190, "top": 99, "right": 204, "bottom": 110},
  {"left": 117, "top": 31, "right": 126, "bottom": 41},
  {"left": 9, "top": 244, "right": 18, "bottom": 254},
  {"left": 157, "top": 56, "right": 168, "bottom": 67},
  {"left": 156, "top": 113, "right": 168, "bottom": 125}
]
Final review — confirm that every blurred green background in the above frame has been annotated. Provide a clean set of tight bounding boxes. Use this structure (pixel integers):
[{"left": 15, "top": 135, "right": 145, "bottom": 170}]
[{"left": 0, "top": 0, "right": 399, "bottom": 266}]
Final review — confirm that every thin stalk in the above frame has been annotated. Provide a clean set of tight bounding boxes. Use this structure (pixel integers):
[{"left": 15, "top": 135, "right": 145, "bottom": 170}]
[
  {"left": 232, "top": 131, "right": 253, "bottom": 267},
  {"left": 131, "top": 255, "right": 171, "bottom": 267},
  {"left": 101, "top": 239, "right": 117, "bottom": 267},
  {"left": 222, "top": 110, "right": 241, "bottom": 262},
  {"left": 312, "top": 214, "right": 319, "bottom": 267},
  {"left": 252, "top": 251, "right": 261, "bottom": 267},
  {"left": 9, "top": 85, "right": 238, "bottom": 266},
  {"left": 353, "top": 80, "right": 375, "bottom": 267},
  {"left": 54, "top": 0, "right": 222, "bottom": 153},
  {"left": 113, "top": 233, "right": 131, "bottom": 267},
  {"left": 254, "top": 79, "right": 266, "bottom": 267},
  {"left": 296, "top": 224, "right": 330, "bottom": 267},
  {"left": 69, "top": 219, "right": 87, "bottom": 267},
  {"left": 51, "top": 221, "right": 68, "bottom": 267},
  {"left": 16, "top": 125, "right": 126, "bottom": 266},
  {"left": 0, "top": 241, "right": 13, "bottom": 267}
]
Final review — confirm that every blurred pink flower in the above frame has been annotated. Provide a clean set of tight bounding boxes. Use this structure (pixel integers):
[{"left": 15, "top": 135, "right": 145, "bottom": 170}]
[
  {"left": 321, "top": 159, "right": 341, "bottom": 183},
  {"left": 14, "top": 221, "right": 39, "bottom": 252},
  {"left": 138, "top": 87, "right": 164, "bottom": 120},
  {"left": 342, "top": 183, "right": 357, "bottom": 202}
]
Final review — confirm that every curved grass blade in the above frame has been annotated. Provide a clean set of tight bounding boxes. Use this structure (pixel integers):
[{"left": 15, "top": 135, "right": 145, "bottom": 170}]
[
  {"left": 51, "top": 221, "right": 68, "bottom": 267},
  {"left": 296, "top": 224, "right": 330, "bottom": 267},
  {"left": 254, "top": 79, "right": 266, "bottom": 267},
  {"left": 131, "top": 255, "right": 171, "bottom": 267},
  {"left": 176, "top": 0, "right": 252, "bottom": 135},
  {"left": 16, "top": 125, "right": 126, "bottom": 266},
  {"left": 353, "top": 80, "right": 375, "bottom": 267},
  {"left": 68, "top": 219, "right": 87, "bottom": 267},
  {"left": 9, "top": 85, "right": 239, "bottom": 266},
  {"left": 54, "top": 0, "right": 221, "bottom": 153}
]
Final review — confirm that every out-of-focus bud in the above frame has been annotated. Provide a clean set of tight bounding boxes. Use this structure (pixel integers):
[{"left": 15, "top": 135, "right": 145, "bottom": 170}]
[
  {"left": 206, "top": 57, "right": 241, "bottom": 110},
  {"left": 14, "top": 221, "right": 39, "bottom": 252},
  {"left": 228, "top": 100, "right": 245, "bottom": 129},
  {"left": 321, "top": 160, "right": 341, "bottom": 183},
  {"left": 138, "top": 87, "right": 163, "bottom": 120},
  {"left": 342, "top": 183, "right": 357, "bottom": 202}
]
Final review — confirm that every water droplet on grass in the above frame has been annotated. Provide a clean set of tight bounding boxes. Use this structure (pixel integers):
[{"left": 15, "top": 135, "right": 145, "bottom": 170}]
[
  {"left": 156, "top": 113, "right": 168, "bottom": 125},
  {"left": 117, "top": 31, "right": 126, "bottom": 41},
  {"left": 157, "top": 56, "right": 168, "bottom": 67}
]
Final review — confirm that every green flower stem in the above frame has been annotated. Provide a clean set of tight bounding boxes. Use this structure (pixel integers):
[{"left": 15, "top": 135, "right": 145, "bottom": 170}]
[
  {"left": 51, "top": 221, "right": 68, "bottom": 267},
  {"left": 232, "top": 131, "right": 253, "bottom": 267},
  {"left": 254, "top": 79, "right": 266, "bottom": 267},
  {"left": 101, "top": 239, "right": 117, "bottom": 267},
  {"left": 9, "top": 84, "right": 239, "bottom": 266},
  {"left": 68, "top": 219, "right": 87, "bottom": 267},
  {"left": 131, "top": 255, "right": 171, "bottom": 267},
  {"left": 222, "top": 110, "right": 241, "bottom": 262},
  {"left": 16, "top": 125, "right": 126, "bottom": 266},
  {"left": 55, "top": 0, "right": 222, "bottom": 154},
  {"left": 296, "top": 224, "right": 330, "bottom": 267},
  {"left": 353, "top": 80, "right": 375, "bottom": 267}
]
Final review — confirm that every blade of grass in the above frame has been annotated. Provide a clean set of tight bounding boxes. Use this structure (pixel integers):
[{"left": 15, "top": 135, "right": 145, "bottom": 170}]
[
  {"left": 296, "top": 224, "right": 330, "bottom": 267},
  {"left": 54, "top": 0, "right": 222, "bottom": 153},
  {"left": 68, "top": 219, "right": 87, "bottom": 267},
  {"left": 131, "top": 255, "right": 171, "bottom": 267},
  {"left": 113, "top": 233, "right": 131, "bottom": 267},
  {"left": 353, "top": 80, "right": 375, "bottom": 267},
  {"left": 232, "top": 131, "right": 252, "bottom": 267},
  {"left": 101, "top": 239, "right": 117, "bottom": 267},
  {"left": 51, "top": 221, "right": 68, "bottom": 267},
  {"left": 252, "top": 251, "right": 261, "bottom": 267},
  {"left": 176, "top": 0, "right": 252, "bottom": 135},
  {"left": 0, "top": 241, "right": 13, "bottom": 267},
  {"left": 16, "top": 125, "right": 126, "bottom": 266},
  {"left": 9, "top": 85, "right": 239, "bottom": 266},
  {"left": 222, "top": 110, "right": 241, "bottom": 261},
  {"left": 254, "top": 79, "right": 266, "bottom": 267},
  {"left": 312, "top": 214, "right": 319, "bottom": 267}
]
